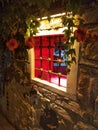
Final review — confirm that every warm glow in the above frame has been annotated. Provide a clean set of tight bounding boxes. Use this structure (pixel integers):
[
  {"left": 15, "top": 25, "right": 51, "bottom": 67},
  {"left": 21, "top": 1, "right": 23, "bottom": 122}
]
[
  {"left": 37, "top": 12, "right": 66, "bottom": 20},
  {"left": 30, "top": 12, "right": 79, "bottom": 94},
  {"left": 35, "top": 13, "right": 69, "bottom": 36},
  {"left": 33, "top": 78, "right": 67, "bottom": 92}
]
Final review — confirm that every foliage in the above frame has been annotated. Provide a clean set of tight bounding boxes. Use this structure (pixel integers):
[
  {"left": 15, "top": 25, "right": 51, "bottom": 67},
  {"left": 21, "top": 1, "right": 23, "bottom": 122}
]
[
  {"left": 62, "top": 14, "right": 82, "bottom": 73},
  {"left": 60, "top": 0, "right": 98, "bottom": 73},
  {"left": 0, "top": 0, "right": 51, "bottom": 85},
  {"left": 62, "top": 13, "right": 98, "bottom": 73},
  {"left": 0, "top": 0, "right": 98, "bottom": 87}
]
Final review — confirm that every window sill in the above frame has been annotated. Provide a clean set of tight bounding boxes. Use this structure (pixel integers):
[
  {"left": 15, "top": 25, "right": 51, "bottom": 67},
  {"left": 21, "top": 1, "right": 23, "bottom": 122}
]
[
  {"left": 32, "top": 78, "right": 76, "bottom": 100},
  {"left": 32, "top": 78, "right": 67, "bottom": 95}
]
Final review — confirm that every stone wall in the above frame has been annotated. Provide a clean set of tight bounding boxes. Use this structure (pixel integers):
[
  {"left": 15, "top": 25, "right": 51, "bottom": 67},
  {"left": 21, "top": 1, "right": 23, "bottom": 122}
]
[
  {"left": 0, "top": 78, "right": 97, "bottom": 130},
  {"left": 32, "top": 80, "right": 98, "bottom": 130},
  {"left": 0, "top": 78, "right": 97, "bottom": 129},
  {"left": 76, "top": 2, "right": 98, "bottom": 129},
  {"left": 0, "top": 80, "right": 41, "bottom": 130},
  {"left": 77, "top": 2, "right": 98, "bottom": 111}
]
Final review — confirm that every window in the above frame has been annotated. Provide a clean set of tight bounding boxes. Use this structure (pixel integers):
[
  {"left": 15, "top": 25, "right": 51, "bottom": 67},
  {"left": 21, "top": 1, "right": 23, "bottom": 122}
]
[{"left": 34, "top": 34, "right": 67, "bottom": 88}]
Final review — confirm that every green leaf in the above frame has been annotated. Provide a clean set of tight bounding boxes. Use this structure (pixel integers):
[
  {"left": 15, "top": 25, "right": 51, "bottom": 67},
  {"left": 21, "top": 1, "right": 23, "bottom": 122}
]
[
  {"left": 67, "top": 18, "right": 74, "bottom": 27},
  {"left": 66, "top": 48, "right": 76, "bottom": 56},
  {"left": 71, "top": 36, "right": 75, "bottom": 44},
  {"left": 72, "top": 57, "right": 76, "bottom": 63},
  {"left": 67, "top": 60, "right": 72, "bottom": 66},
  {"left": 63, "top": 29, "right": 72, "bottom": 37}
]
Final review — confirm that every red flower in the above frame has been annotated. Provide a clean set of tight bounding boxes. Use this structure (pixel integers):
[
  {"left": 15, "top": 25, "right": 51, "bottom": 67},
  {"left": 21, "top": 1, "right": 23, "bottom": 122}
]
[
  {"left": 74, "top": 26, "right": 89, "bottom": 43},
  {"left": 6, "top": 38, "right": 18, "bottom": 51},
  {"left": 25, "top": 37, "right": 34, "bottom": 49}
]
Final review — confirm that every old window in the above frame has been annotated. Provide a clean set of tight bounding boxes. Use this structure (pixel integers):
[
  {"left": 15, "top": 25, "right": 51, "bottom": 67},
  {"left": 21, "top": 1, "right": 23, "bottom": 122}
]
[{"left": 34, "top": 34, "right": 67, "bottom": 88}]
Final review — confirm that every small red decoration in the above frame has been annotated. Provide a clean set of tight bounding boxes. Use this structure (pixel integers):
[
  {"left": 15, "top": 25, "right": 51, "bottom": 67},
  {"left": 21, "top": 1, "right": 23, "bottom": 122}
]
[
  {"left": 74, "top": 26, "right": 89, "bottom": 43},
  {"left": 6, "top": 38, "right": 18, "bottom": 51},
  {"left": 74, "top": 26, "right": 98, "bottom": 43}
]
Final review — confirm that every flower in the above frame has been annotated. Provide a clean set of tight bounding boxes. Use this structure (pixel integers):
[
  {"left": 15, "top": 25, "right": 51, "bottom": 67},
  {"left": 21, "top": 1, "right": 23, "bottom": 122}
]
[
  {"left": 6, "top": 38, "right": 18, "bottom": 51},
  {"left": 74, "top": 26, "right": 89, "bottom": 43},
  {"left": 25, "top": 37, "right": 35, "bottom": 49},
  {"left": 74, "top": 26, "right": 98, "bottom": 44}
]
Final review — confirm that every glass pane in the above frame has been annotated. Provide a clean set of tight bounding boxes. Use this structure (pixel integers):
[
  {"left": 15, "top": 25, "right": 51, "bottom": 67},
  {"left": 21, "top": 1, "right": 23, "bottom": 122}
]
[
  {"left": 35, "top": 59, "right": 41, "bottom": 68},
  {"left": 53, "top": 65, "right": 59, "bottom": 73},
  {"left": 42, "top": 36, "right": 49, "bottom": 46},
  {"left": 50, "top": 36, "right": 55, "bottom": 46},
  {"left": 53, "top": 46, "right": 67, "bottom": 75},
  {"left": 34, "top": 48, "right": 40, "bottom": 58},
  {"left": 60, "top": 76, "right": 67, "bottom": 87},
  {"left": 53, "top": 47, "right": 60, "bottom": 73},
  {"left": 54, "top": 47, "right": 60, "bottom": 58},
  {"left": 49, "top": 61, "right": 53, "bottom": 70},
  {"left": 35, "top": 69, "right": 41, "bottom": 78},
  {"left": 54, "top": 35, "right": 60, "bottom": 43},
  {"left": 50, "top": 48, "right": 54, "bottom": 59},
  {"left": 59, "top": 65, "right": 67, "bottom": 75},
  {"left": 34, "top": 36, "right": 40, "bottom": 46},
  {"left": 50, "top": 73, "right": 59, "bottom": 85},
  {"left": 41, "top": 71, "right": 49, "bottom": 81},
  {"left": 42, "top": 48, "right": 49, "bottom": 58},
  {"left": 42, "top": 60, "right": 49, "bottom": 70}
]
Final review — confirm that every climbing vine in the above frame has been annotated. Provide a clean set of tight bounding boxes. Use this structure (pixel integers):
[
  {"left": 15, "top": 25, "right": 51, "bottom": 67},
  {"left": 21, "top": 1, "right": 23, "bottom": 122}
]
[
  {"left": 61, "top": 0, "right": 98, "bottom": 73},
  {"left": 0, "top": 0, "right": 98, "bottom": 88},
  {"left": 0, "top": 0, "right": 51, "bottom": 87}
]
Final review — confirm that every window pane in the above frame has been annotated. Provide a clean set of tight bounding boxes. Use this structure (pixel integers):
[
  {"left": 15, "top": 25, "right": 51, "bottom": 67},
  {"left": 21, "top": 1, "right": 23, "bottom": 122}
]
[
  {"left": 42, "top": 36, "right": 49, "bottom": 46},
  {"left": 50, "top": 73, "right": 59, "bottom": 85},
  {"left": 53, "top": 65, "right": 59, "bottom": 73},
  {"left": 50, "top": 36, "right": 55, "bottom": 46},
  {"left": 53, "top": 44, "right": 67, "bottom": 75},
  {"left": 49, "top": 61, "right": 53, "bottom": 71},
  {"left": 35, "top": 59, "right": 41, "bottom": 68},
  {"left": 42, "top": 48, "right": 49, "bottom": 58},
  {"left": 50, "top": 48, "right": 54, "bottom": 59},
  {"left": 59, "top": 65, "right": 67, "bottom": 75},
  {"left": 34, "top": 36, "right": 40, "bottom": 46},
  {"left": 35, "top": 48, "right": 40, "bottom": 58},
  {"left": 60, "top": 76, "right": 67, "bottom": 87},
  {"left": 41, "top": 71, "right": 49, "bottom": 81},
  {"left": 54, "top": 36, "right": 60, "bottom": 43},
  {"left": 42, "top": 60, "right": 49, "bottom": 70},
  {"left": 35, "top": 69, "right": 41, "bottom": 78}
]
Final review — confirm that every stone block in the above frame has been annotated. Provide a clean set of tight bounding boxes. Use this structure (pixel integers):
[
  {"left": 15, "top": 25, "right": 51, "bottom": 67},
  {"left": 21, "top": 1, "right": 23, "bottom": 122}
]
[{"left": 73, "top": 121, "right": 97, "bottom": 130}]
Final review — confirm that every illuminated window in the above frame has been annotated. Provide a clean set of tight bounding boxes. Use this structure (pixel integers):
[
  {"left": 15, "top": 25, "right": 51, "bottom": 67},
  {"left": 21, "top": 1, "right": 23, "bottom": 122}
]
[{"left": 34, "top": 34, "right": 67, "bottom": 88}]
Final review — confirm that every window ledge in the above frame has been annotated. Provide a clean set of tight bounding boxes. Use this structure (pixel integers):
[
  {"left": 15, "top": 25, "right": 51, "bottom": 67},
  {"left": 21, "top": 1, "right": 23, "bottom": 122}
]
[
  {"left": 32, "top": 78, "right": 76, "bottom": 101},
  {"left": 34, "top": 77, "right": 66, "bottom": 89}
]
